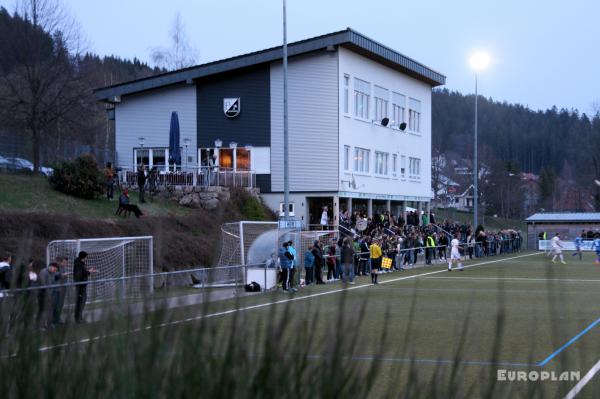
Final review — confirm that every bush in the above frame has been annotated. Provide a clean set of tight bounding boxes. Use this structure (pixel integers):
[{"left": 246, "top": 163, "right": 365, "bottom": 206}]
[{"left": 49, "top": 154, "right": 104, "bottom": 199}]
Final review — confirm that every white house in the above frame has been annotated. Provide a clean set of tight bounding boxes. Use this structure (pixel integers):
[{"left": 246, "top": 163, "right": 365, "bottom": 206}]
[{"left": 95, "top": 29, "right": 445, "bottom": 225}]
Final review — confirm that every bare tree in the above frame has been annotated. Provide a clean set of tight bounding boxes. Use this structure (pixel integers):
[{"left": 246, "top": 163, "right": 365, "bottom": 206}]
[
  {"left": 150, "top": 12, "right": 198, "bottom": 71},
  {"left": 0, "top": 0, "right": 90, "bottom": 171}
]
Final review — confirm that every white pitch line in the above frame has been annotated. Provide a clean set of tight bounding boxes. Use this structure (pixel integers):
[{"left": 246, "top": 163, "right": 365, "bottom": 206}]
[
  {"left": 563, "top": 358, "right": 600, "bottom": 399},
  {"left": 33, "top": 252, "right": 541, "bottom": 353},
  {"left": 422, "top": 276, "right": 600, "bottom": 283}
]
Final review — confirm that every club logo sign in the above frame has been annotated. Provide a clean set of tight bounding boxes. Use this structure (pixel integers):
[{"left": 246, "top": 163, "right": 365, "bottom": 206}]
[{"left": 223, "top": 98, "right": 241, "bottom": 118}]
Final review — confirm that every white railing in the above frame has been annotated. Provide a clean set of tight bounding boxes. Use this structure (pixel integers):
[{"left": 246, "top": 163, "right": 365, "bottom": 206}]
[{"left": 117, "top": 166, "right": 256, "bottom": 188}]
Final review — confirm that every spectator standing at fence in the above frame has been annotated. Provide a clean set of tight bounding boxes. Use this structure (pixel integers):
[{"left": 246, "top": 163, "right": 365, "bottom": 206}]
[
  {"left": 137, "top": 164, "right": 147, "bottom": 203},
  {"left": 304, "top": 244, "right": 315, "bottom": 285},
  {"left": 359, "top": 237, "right": 370, "bottom": 276},
  {"left": 311, "top": 241, "right": 325, "bottom": 284},
  {"left": 104, "top": 162, "right": 115, "bottom": 200},
  {"left": 341, "top": 237, "right": 355, "bottom": 284},
  {"left": 326, "top": 241, "right": 338, "bottom": 281},
  {"left": 278, "top": 242, "right": 294, "bottom": 292},
  {"left": 73, "top": 251, "right": 96, "bottom": 323},
  {"left": 37, "top": 262, "right": 58, "bottom": 329},
  {"left": 438, "top": 233, "right": 448, "bottom": 261},
  {"left": 51, "top": 256, "right": 70, "bottom": 326},
  {"left": 370, "top": 239, "right": 382, "bottom": 284},
  {"left": 287, "top": 241, "right": 298, "bottom": 292}
]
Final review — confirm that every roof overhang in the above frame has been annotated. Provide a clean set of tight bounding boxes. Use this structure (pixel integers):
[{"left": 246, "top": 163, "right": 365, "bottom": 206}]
[{"left": 94, "top": 28, "right": 446, "bottom": 102}]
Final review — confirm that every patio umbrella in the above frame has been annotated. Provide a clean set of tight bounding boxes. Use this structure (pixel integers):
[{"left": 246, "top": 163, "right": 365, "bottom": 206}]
[{"left": 168, "top": 111, "right": 181, "bottom": 170}]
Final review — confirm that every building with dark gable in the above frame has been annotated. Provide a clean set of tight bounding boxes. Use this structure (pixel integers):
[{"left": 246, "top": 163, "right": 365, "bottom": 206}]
[{"left": 95, "top": 28, "right": 445, "bottom": 224}]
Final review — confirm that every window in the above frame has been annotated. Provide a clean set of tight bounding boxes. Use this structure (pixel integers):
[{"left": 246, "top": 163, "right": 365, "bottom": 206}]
[
  {"left": 400, "top": 155, "right": 406, "bottom": 176},
  {"left": 344, "top": 145, "right": 350, "bottom": 171},
  {"left": 236, "top": 148, "right": 250, "bottom": 171},
  {"left": 354, "top": 78, "right": 370, "bottom": 120},
  {"left": 354, "top": 147, "right": 370, "bottom": 173},
  {"left": 375, "top": 151, "right": 389, "bottom": 175},
  {"left": 373, "top": 86, "right": 389, "bottom": 122},
  {"left": 392, "top": 154, "right": 397, "bottom": 176},
  {"left": 409, "top": 157, "right": 421, "bottom": 179},
  {"left": 343, "top": 74, "right": 350, "bottom": 114},
  {"left": 408, "top": 98, "right": 421, "bottom": 133},
  {"left": 279, "top": 202, "right": 295, "bottom": 217},
  {"left": 392, "top": 92, "right": 406, "bottom": 125},
  {"left": 134, "top": 148, "right": 171, "bottom": 171}
]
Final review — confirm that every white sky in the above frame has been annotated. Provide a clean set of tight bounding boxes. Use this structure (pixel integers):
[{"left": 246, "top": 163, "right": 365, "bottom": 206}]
[{"left": 2, "top": 0, "right": 599, "bottom": 114}]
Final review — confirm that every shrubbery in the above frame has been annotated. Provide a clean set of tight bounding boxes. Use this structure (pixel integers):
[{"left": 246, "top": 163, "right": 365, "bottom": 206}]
[{"left": 49, "top": 154, "right": 104, "bottom": 199}]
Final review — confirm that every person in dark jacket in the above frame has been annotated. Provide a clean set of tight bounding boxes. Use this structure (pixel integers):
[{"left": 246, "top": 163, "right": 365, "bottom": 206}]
[
  {"left": 73, "top": 251, "right": 96, "bottom": 324},
  {"left": 278, "top": 242, "right": 294, "bottom": 292},
  {"left": 341, "top": 237, "right": 355, "bottom": 284},
  {"left": 118, "top": 188, "right": 143, "bottom": 218},
  {"left": 137, "top": 164, "right": 147, "bottom": 203},
  {"left": 37, "top": 262, "right": 58, "bottom": 329},
  {"left": 51, "top": 256, "right": 70, "bottom": 326},
  {"left": 311, "top": 241, "right": 325, "bottom": 284}
]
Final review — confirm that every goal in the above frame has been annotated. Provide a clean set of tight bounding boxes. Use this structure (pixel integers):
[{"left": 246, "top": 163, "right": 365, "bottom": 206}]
[{"left": 46, "top": 236, "right": 154, "bottom": 303}]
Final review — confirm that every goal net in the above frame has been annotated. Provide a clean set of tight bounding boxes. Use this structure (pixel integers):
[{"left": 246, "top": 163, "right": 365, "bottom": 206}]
[
  {"left": 46, "top": 236, "right": 153, "bottom": 303},
  {"left": 214, "top": 221, "right": 338, "bottom": 286}
]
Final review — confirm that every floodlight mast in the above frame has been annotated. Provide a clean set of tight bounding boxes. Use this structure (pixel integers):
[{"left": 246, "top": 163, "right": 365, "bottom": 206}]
[{"left": 283, "top": 0, "right": 290, "bottom": 221}]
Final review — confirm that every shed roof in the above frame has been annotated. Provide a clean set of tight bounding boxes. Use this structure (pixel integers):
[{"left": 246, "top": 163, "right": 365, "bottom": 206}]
[{"left": 526, "top": 213, "right": 600, "bottom": 223}]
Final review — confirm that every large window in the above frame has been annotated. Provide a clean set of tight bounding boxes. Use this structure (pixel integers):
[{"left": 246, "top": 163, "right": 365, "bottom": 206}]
[
  {"left": 354, "top": 147, "right": 370, "bottom": 173},
  {"left": 375, "top": 151, "right": 389, "bottom": 175},
  {"left": 200, "top": 147, "right": 251, "bottom": 171},
  {"left": 373, "top": 86, "right": 389, "bottom": 122},
  {"left": 408, "top": 98, "right": 421, "bottom": 133},
  {"left": 392, "top": 92, "right": 406, "bottom": 125},
  {"left": 354, "top": 78, "right": 370, "bottom": 120},
  {"left": 343, "top": 74, "right": 350, "bottom": 114},
  {"left": 344, "top": 145, "right": 350, "bottom": 171},
  {"left": 409, "top": 157, "right": 421, "bottom": 179},
  {"left": 134, "top": 148, "right": 171, "bottom": 171}
]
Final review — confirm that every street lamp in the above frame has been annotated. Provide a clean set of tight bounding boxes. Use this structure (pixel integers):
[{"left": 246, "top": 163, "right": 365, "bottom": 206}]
[
  {"left": 469, "top": 51, "right": 490, "bottom": 229},
  {"left": 183, "top": 138, "right": 190, "bottom": 171}
]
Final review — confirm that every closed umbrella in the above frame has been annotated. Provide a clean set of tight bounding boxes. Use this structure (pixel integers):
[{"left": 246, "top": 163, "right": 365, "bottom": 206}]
[{"left": 168, "top": 111, "right": 181, "bottom": 171}]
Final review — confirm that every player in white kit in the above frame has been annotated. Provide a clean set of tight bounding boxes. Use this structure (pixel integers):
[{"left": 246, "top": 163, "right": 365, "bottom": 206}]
[
  {"left": 551, "top": 233, "right": 566, "bottom": 264},
  {"left": 448, "top": 237, "right": 464, "bottom": 271}
]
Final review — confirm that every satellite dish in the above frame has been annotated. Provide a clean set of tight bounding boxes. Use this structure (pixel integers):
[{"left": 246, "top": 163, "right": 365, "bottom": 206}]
[
  {"left": 381, "top": 117, "right": 389, "bottom": 127},
  {"left": 356, "top": 218, "right": 368, "bottom": 232},
  {"left": 399, "top": 122, "right": 407, "bottom": 131}
]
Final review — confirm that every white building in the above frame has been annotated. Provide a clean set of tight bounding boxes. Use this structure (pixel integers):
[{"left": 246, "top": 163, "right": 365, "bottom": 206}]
[{"left": 95, "top": 29, "right": 445, "bottom": 225}]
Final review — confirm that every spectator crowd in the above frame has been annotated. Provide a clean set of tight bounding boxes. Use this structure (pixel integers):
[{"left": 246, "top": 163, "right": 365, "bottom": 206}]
[{"left": 277, "top": 209, "right": 523, "bottom": 291}]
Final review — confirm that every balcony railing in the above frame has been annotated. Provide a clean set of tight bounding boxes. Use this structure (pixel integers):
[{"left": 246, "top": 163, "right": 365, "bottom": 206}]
[{"left": 118, "top": 166, "right": 256, "bottom": 189}]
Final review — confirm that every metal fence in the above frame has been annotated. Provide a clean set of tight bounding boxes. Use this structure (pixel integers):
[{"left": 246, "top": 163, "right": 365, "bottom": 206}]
[{"left": 118, "top": 166, "right": 256, "bottom": 189}]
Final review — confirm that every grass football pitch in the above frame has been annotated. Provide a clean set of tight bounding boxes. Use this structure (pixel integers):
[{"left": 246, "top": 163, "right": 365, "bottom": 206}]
[{"left": 4, "top": 251, "right": 600, "bottom": 398}]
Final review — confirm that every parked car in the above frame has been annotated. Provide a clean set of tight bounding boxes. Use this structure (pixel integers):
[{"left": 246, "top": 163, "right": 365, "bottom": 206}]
[
  {"left": 0, "top": 155, "right": 9, "bottom": 169},
  {"left": 3, "top": 157, "right": 53, "bottom": 176}
]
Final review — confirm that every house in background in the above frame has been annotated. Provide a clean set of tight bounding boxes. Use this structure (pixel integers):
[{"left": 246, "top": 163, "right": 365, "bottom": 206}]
[{"left": 95, "top": 28, "right": 445, "bottom": 224}]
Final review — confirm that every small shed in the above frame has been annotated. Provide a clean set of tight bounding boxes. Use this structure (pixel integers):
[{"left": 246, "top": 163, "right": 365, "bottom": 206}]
[{"left": 525, "top": 212, "right": 600, "bottom": 249}]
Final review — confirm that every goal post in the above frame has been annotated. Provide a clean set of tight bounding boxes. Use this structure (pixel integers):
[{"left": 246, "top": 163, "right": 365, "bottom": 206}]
[{"left": 46, "top": 236, "right": 154, "bottom": 303}]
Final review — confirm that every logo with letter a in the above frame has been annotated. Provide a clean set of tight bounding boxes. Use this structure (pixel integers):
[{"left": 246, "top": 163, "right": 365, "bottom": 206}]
[{"left": 223, "top": 98, "right": 241, "bottom": 118}]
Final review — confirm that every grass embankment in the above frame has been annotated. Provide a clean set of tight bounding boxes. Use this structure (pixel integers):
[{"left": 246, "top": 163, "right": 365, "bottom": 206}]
[{"left": 0, "top": 173, "right": 275, "bottom": 268}]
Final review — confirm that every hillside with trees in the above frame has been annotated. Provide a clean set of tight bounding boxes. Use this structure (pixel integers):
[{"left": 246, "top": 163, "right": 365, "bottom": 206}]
[{"left": 432, "top": 89, "right": 600, "bottom": 215}]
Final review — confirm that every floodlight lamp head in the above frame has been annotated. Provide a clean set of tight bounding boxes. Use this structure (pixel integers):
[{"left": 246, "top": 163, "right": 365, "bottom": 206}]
[
  {"left": 399, "top": 122, "right": 407, "bottom": 131},
  {"left": 381, "top": 117, "right": 389, "bottom": 127}
]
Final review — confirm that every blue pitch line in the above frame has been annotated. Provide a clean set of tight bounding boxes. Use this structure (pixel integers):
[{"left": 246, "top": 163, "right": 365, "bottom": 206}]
[
  {"left": 537, "top": 317, "right": 600, "bottom": 367},
  {"left": 305, "top": 354, "right": 533, "bottom": 368}
]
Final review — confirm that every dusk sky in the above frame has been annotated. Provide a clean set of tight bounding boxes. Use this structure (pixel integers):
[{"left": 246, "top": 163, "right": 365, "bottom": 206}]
[{"left": 2, "top": 0, "right": 598, "bottom": 114}]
